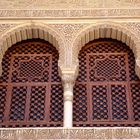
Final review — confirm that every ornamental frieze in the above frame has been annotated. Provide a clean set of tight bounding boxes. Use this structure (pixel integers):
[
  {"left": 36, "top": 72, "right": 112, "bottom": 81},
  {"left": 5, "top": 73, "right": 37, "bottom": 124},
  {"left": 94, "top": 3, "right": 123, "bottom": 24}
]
[
  {"left": 0, "top": 0, "right": 140, "bottom": 18},
  {"left": 0, "top": 9, "right": 140, "bottom": 18},
  {"left": 0, "top": 128, "right": 140, "bottom": 140},
  {"left": 0, "top": 0, "right": 140, "bottom": 9}
]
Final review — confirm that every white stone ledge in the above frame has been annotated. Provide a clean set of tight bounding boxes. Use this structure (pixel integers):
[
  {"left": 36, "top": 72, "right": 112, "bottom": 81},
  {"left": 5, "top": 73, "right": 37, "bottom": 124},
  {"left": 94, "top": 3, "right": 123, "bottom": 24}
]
[{"left": 0, "top": 127, "right": 140, "bottom": 140}]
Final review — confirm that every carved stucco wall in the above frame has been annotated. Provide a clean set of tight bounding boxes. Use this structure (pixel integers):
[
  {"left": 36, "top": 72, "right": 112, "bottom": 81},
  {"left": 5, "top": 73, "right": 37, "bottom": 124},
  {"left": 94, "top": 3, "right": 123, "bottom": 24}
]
[
  {"left": 72, "top": 22, "right": 140, "bottom": 77},
  {"left": 0, "top": 128, "right": 140, "bottom": 140},
  {"left": 0, "top": 0, "right": 140, "bottom": 9},
  {"left": 0, "top": 22, "right": 66, "bottom": 75},
  {"left": 0, "top": 0, "right": 140, "bottom": 18},
  {"left": 0, "top": 21, "right": 140, "bottom": 77}
]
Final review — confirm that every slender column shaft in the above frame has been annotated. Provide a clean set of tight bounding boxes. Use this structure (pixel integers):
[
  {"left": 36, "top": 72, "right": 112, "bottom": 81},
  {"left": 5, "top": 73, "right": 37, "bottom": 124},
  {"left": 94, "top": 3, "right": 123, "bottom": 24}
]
[
  {"left": 60, "top": 66, "right": 78, "bottom": 128},
  {"left": 63, "top": 83, "right": 73, "bottom": 127},
  {"left": 61, "top": 72, "right": 76, "bottom": 128}
]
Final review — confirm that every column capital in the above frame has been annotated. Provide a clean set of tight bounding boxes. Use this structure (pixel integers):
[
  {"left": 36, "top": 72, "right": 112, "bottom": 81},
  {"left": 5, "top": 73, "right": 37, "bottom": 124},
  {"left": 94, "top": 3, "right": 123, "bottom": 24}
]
[
  {"left": 62, "top": 72, "right": 76, "bottom": 86},
  {"left": 59, "top": 66, "right": 79, "bottom": 127},
  {"left": 60, "top": 66, "right": 78, "bottom": 86},
  {"left": 60, "top": 67, "right": 78, "bottom": 101},
  {"left": 62, "top": 71, "right": 76, "bottom": 101}
]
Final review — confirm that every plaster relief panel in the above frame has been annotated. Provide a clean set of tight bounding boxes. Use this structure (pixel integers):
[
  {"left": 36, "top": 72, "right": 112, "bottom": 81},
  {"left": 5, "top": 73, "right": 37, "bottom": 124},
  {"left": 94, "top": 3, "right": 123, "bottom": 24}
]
[
  {"left": 1, "top": 0, "right": 140, "bottom": 10},
  {"left": 0, "top": 128, "right": 140, "bottom": 140},
  {"left": 0, "top": 0, "right": 140, "bottom": 18},
  {"left": 106, "top": 0, "right": 140, "bottom": 8},
  {"left": 0, "top": 0, "right": 104, "bottom": 9},
  {"left": 121, "top": 22, "right": 140, "bottom": 38},
  {"left": 0, "top": 24, "right": 18, "bottom": 34},
  {"left": 49, "top": 24, "right": 90, "bottom": 42}
]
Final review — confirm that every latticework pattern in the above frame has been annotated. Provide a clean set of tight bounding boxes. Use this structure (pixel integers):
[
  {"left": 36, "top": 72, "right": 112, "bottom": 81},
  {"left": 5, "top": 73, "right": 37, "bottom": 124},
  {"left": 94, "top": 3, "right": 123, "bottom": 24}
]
[
  {"left": 89, "top": 54, "right": 127, "bottom": 82},
  {"left": 10, "top": 86, "right": 27, "bottom": 121},
  {"left": 131, "top": 83, "right": 140, "bottom": 121},
  {"left": 74, "top": 38, "right": 140, "bottom": 127},
  {"left": 0, "top": 39, "right": 63, "bottom": 127},
  {"left": 50, "top": 84, "right": 63, "bottom": 123},
  {"left": 0, "top": 86, "right": 6, "bottom": 122},
  {"left": 73, "top": 84, "right": 88, "bottom": 122},
  {"left": 11, "top": 55, "right": 50, "bottom": 83},
  {"left": 111, "top": 85, "right": 128, "bottom": 120},
  {"left": 92, "top": 85, "right": 108, "bottom": 120},
  {"left": 29, "top": 86, "right": 46, "bottom": 121},
  {"left": 20, "top": 59, "right": 44, "bottom": 78}
]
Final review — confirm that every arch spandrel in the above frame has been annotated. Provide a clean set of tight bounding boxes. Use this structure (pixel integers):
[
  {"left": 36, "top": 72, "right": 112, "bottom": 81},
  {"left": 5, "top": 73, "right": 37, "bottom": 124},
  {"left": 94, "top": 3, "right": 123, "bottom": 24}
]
[
  {"left": 72, "top": 22, "right": 140, "bottom": 78},
  {"left": 0, "top": 22, "right": 65, "bottom": 76}
]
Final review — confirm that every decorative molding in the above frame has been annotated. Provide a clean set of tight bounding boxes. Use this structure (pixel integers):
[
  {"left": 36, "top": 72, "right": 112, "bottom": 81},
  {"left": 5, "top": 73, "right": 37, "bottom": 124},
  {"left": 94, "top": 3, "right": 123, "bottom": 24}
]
[
  {"left": 1, "top": 0, "right": 140, "bottom": 10},
  {"left": 0, "top": 24, "right": 18, "bottom": 34},
  {"left": 0, "top": 9, "right": 140, "bottom": 18},
  {"left": 0, "top": 128, "right": 140, "bottom": 140},
  {"left": 49, "top": 24, "right": 90, "bottom": 66},
  {"left": 61, "top": 68, "right": 78, "bottom": 88},
  {"left": 0, "top": 0, "right": 103, "bottom": 9},
  {"left": 72, "top": 22, "right": 140, "bottom": 65},
  {"left": 60, "top": 66, "right": 78, "bottom": 100},
  {"left": 50, "top": 24, "right": 89, "bottom": 43},
  {"left": 122, "top": 22, "right": 140, "bottom": 37},
  {"left": 0, "top": 0, "right": 140, "bottom": 18},
  {"left": 71, "top": 22, "right": 140, "bottom": 79},
  {"left": 0, "top": 22, "right": 140, "bottom": 76},
  {"left": 0, "top": 22, "right": 66, "bottom": 76},
  {"left": 72, "top": 22, "right": 140, "bottom": 63}
]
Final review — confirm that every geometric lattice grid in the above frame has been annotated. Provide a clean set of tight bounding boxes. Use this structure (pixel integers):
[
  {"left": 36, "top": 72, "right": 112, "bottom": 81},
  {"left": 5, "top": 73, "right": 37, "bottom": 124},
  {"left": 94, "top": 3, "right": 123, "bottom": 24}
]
[
  {"left": 10, "top": 86, "right": 27, "bottom": 121},
  {"left": 131, "top": 83, "right": 140, "bottom": 121},
  {"left": 0, "top": 39, "right": 63, "bottom": 127},
  {"left": 12, "top": 55, "right": 50, "bottom": 83},
  {"left": 95, "top": 58, "right": 120, "bottom": 79},
  {"left": 111, "top": 84, "right": 128, "bottom": 120},
  {"left": 29, "top": 86, "right": 46, "bottom": 121},
  {"left": 73, "top": 38, "right": 140, "bottom": 127},
  {"left": 0, "top": 86, "right": 7, "bottom": 122},
  {"left": 92, "top": 85, "right": 108, "bottom": 120},
  {"left": 73, "top": 84, "right": 88, "bottom": 122},
  {"left": 50, "top": 84, "right": 63, "bottom": 124},
  {"left": 19, "top": 59, "right": 44, "bottom": 79},
  {"left": 89, "top": 54, "right": 126, "bottom": 82}
]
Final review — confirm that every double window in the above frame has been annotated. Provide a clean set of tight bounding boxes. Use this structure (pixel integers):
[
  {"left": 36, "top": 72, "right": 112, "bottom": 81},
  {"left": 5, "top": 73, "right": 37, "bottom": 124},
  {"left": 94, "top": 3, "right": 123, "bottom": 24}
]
[{"left": 0, "top": 38, "right": 140, "bottom": 127}]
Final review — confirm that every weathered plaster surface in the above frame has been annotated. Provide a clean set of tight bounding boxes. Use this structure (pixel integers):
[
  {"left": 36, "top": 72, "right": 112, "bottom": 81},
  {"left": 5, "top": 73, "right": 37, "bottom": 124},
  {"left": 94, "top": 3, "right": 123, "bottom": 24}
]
[
  {"left": 0, "top": 0, "right": 140, "bottom": 18},
  {"left": 0, "top": 128, "right": 140, "bottom": 140},
  {"left": 0, "top": 0, "right": 140, "bottom": 9}
]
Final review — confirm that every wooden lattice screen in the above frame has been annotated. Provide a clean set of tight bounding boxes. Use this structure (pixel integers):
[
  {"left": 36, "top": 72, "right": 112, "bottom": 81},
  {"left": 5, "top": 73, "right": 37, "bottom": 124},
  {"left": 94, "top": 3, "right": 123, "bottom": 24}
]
[
  {"left": 73, "top": 39, "right": 140, "bottom": 127},
  {"left": 0, "top": 39, "right": 63, "bottom": 127}
]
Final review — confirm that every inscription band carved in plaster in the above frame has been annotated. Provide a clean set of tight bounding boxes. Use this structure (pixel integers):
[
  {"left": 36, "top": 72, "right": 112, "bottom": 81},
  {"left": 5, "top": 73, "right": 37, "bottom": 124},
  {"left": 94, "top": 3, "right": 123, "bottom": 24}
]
[
  {"left": 0, "top": 9, "right": 140, "bottom": 18},
  {"left": 0, "top": 128, "right": 140, "bottom": 140}
]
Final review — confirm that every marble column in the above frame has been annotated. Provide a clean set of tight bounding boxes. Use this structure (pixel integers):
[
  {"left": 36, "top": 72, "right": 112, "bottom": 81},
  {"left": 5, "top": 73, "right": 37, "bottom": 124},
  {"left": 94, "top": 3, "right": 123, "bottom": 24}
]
[{"left": 61, "top": 69, "right": 77, "bottom": 128}]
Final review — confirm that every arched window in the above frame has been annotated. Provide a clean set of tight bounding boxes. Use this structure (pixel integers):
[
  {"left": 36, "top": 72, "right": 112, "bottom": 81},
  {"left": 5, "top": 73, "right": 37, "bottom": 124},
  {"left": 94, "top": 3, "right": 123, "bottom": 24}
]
[
  {"left": 0, "top": 39, "right": 63, "bottom": 127},
  {"left": 73, "top": 39, "right": 140, "bottom": 127}
]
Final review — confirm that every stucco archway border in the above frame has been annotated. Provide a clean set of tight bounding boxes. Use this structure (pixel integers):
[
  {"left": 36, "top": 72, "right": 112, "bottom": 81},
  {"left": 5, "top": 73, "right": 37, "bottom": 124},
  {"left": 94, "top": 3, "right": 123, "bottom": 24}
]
[
  {"left": 72, "top": 22, "right": 140, "bottom": 78},
  {"left": 0, "top": 22, "right": 65, "bottom": 76}
]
